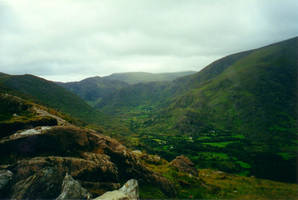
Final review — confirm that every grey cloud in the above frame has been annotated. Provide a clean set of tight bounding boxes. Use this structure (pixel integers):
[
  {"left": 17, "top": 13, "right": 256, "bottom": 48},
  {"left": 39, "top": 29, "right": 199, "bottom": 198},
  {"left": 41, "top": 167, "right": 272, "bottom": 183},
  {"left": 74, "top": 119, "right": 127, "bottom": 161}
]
[{"left": 0, "top": 0, "right": 297, "bottom": 82}]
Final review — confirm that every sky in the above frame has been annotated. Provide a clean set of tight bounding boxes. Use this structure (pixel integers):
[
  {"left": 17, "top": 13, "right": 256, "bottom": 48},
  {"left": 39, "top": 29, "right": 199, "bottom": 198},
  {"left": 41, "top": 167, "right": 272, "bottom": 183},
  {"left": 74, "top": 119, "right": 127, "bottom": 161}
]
[{"left": 0, "top": 0, "right": 298, "bottom": 82}]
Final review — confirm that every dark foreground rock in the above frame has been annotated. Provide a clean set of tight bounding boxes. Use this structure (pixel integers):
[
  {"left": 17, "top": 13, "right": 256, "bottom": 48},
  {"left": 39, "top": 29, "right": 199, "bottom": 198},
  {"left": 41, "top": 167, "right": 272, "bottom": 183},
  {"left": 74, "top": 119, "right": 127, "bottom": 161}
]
[
  {"left": 0, "top": 126, "right": 176, "bottom": 199},
  {"left": 0, "top": 170, "right": 13, "bottom": 198},
  {"left": 10, "top": 167, "right": 64, "bottom": 199}
]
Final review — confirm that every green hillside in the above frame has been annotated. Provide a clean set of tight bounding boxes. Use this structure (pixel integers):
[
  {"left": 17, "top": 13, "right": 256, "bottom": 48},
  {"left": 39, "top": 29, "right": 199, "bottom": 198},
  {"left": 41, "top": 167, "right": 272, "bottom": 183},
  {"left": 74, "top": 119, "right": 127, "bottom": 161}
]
[
  {"left": 0, "top": 74, "right": 105, "bottom": 126},
  {"left": 96, "top": 37, "right": 298, "bottom": 183}
]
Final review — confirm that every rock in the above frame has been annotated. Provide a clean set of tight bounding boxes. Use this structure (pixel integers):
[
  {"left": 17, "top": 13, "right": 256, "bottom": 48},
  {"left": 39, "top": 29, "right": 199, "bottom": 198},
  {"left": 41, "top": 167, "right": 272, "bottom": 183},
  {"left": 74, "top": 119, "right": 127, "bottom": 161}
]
[
  {"left": 119, "top": 179, "right": 138, "bottom": 200},
  {"left": 170, "top": 155, "right": 198, "bottom": 176},
  {"left": 10, "top": 167, "right": 64, "bottom": 199},
  {"left": 0, "top": 170, "right": 13, "bottom": 197},
  {"left": 94, "top": 190, "right": 129, "bottom": 200},
  {"left": 2, "top": 126, "right": 176, "bottom": 198},
  {"left": 56, "top": 173, "right": 92, "bottom": 200},
  {"left": 80, "top": 181, "right": 120, "bottom": 197},
  {"left": 11, "top": 156, "right": 118, "bottom": 183},
  {"left": 94, "top": 179, "right": 138, "bottom": 200}
]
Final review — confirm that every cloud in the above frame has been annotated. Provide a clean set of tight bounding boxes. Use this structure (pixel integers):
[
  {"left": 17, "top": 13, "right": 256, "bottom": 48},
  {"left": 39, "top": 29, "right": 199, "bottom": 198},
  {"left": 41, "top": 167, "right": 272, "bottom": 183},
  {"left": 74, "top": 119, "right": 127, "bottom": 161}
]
[{"left": 0, "top": 0, "right": 297, "bottom": 81}]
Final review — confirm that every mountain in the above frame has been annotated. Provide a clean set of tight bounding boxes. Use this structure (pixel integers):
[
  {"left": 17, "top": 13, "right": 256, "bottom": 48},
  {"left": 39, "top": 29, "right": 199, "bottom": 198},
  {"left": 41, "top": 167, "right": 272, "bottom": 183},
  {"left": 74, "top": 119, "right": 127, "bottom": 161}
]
[
  {"left": 0, "top": 73, "right": 104, "bottom": 125},
  {"left": 58, "top": 76, "right": 129, "bottom": 106},
  {"left": 0, "top": 93, "right": 297, "bottom": 199},
  {"left": 59, "top": 71, "right": 196, "bottom": 106},
  {"left": 105, "top": 71, "right": 197, "bottom": 85},
  {"left": 96, "top": 37, "right": 298, "bottom": 182}
]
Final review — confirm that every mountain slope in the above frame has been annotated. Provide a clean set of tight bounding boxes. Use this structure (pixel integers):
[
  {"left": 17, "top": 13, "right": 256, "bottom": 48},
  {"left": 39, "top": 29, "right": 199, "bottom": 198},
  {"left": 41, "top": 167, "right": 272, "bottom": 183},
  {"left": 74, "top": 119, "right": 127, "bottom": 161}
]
[
  {"left": 0, "top": 74, "right": 104, "bottom": 125},
  {"left": 97, "top": 37, "right": 298, "bottom": 182}
]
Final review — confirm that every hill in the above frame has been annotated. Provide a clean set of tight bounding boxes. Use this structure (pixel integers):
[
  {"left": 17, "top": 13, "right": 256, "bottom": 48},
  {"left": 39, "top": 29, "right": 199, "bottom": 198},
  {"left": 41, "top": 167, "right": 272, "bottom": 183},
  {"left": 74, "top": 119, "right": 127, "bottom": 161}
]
[
  {"left": 96, "top": 37, "right": 298, "bottom": 183},
  {"left": 0, "top": 73, "right": 104, "bottom": 126},
  {"left": 58, "top": 76, "right": 129, "bottom": 106}
]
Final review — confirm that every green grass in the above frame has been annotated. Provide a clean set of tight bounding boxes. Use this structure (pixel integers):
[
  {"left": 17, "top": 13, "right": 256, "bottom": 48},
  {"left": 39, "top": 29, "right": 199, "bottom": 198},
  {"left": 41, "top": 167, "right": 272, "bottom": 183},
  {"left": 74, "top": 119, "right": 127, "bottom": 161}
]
[
  {"left": 277, "top": 152, "right": 294, "bottom": 160},
  {"left": 203, "top": 141, "right": 236, "bottom": 148},
  {"left": 198, "top": 152, "right": 230, "bottom": 160}
]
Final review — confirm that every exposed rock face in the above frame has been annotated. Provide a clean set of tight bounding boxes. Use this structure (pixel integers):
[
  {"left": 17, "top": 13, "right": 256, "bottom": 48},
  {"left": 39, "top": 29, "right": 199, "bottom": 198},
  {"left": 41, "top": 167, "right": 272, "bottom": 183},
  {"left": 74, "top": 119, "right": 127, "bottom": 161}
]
[
  {"left": 0, "top": 170, "right": 13, "bottom": 197},
  {"left": 10, "top": 167, "right": 64, "bottom": 200},
  {"left": 170, "top": 155, "right": 198, "bottom": 176},
  {"left": 0, "top": 126, "right": 176, "bottom": 199},
  {"left": 119, "top": 179, "right": 138, "bottom": 200},
  {"left": 56, "top": 173, "right": 92, "bottom": 200},
  {"left": 95, "top": 179, "right": 138, "bottom": 200}
]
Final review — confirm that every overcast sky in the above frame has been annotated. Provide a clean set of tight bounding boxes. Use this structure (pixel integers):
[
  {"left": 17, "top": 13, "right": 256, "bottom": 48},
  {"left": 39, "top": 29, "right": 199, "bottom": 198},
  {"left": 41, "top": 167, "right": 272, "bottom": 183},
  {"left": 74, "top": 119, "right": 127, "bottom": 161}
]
[{"left": 0, "top": 0, "right": 297, "bottom": 82}]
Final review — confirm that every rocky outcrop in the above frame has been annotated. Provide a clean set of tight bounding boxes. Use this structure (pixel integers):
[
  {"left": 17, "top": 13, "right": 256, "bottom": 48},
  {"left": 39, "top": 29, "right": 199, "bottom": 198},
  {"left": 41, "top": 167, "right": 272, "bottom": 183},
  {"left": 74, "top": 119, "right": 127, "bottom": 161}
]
[
  {"left": 0, "top": 126, "right": 176, "bottom": 199},
  {"left": 10, "top": 167, "right": 64, "bottom": 199},
  {"left": 94, "top": 179, "right": 138, "bottom": 200},
  {"left": 0, "top": 170, "right": 13, "bottom": 197},
  {"left": 56, "top": 173, "right": 92, "bottom": 200},
  {"left": 170, "top": 155, "right": 198, "bottom": 176}
]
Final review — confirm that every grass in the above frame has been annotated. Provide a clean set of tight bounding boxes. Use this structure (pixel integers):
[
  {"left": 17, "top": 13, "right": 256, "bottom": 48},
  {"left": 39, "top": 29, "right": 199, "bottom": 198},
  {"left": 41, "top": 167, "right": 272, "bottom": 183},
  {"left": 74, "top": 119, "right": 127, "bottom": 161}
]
[
  {"left": 203, "top": 141, "right": 236, "bottom": 148},
  {"left": 197, "top": 152, "right": 230, "bottom": 160}
]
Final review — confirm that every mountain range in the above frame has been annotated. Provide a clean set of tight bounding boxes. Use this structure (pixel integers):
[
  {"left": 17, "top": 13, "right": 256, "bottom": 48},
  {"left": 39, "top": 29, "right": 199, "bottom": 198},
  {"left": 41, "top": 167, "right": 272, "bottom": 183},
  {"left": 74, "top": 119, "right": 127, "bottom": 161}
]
[{"left": 63, "top": 37, "right": 298, "bottom": 182}]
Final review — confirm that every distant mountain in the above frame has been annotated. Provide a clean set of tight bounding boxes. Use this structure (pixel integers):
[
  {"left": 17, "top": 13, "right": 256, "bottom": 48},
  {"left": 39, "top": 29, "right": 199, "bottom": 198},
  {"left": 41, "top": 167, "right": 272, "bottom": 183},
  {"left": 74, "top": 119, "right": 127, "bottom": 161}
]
[
  {"left": 59, "top": 71, "right": 196, "bottom": 106},
  {"left": 96, "top": 37, "right": 298, "bottom": 182},
  {"left": 105, "top": 71, "right": 196, "bottom": 84},
  {"left": 0, "top": 73, "right": 104, "bottom": 125},
  {"left": 58, "top": 77, "right": 129, "bottom": 106}
]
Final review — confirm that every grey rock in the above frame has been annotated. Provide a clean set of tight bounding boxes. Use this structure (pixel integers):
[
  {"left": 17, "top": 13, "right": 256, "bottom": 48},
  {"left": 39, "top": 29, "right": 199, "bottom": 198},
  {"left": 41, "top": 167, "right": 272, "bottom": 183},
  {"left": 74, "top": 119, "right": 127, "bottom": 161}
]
[
  {"left": 119, "top": 179, "right": 138, "bottom": 200},
  {"left": 94, "top": 190, "right": 129, "bottom": 200},
  {"left": 11, "top": 167, "right": 64, "bottom": 200},
  {"left": 0, "top": 170, "right": 13, "bottom": 196},
  {"left": 56, "top": 173, "right": 92, "bottom": 200},
  {"left": 94, "top": 179, "right": 138, "bottom": 200}
]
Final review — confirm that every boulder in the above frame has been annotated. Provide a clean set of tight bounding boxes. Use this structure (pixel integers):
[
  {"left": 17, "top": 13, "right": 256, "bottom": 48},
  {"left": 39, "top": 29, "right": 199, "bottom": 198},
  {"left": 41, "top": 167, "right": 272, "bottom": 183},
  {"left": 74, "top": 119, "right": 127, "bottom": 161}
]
[
  {"left": 0, "top": 170, "right": 13, "bottom": 197},
  {"left": 119, "top": 179, "right": 138, "bottom": 200},
  {"left": 170, "top": 155, "right": 198, "bottom": 176},
  {"left": 56, "top": 173, "right": 92, "bottom": 200},
  {"left": 94, "top": 179, "right": 138, "bottom": 200},
  {"left": 10, "top": 167, "right": 64, "bottom": 199}
]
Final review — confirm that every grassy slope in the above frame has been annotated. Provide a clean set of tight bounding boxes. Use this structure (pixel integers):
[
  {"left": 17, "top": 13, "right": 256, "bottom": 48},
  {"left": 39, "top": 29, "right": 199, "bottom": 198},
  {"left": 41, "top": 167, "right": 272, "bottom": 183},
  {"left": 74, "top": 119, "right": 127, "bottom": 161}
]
[
  {"left": 0, "top": 74, "right": 105, "bottom": 126},
  {"left": 140, "top": 155, "right": 298, "bottom": 199}
]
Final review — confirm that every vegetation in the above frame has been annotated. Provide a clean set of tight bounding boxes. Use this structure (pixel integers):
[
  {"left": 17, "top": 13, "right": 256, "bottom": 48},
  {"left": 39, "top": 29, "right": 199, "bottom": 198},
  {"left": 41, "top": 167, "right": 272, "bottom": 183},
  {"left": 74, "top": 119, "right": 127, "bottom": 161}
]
[{"left": 138, "top": 153, "right": 298, "bottom": 199}]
